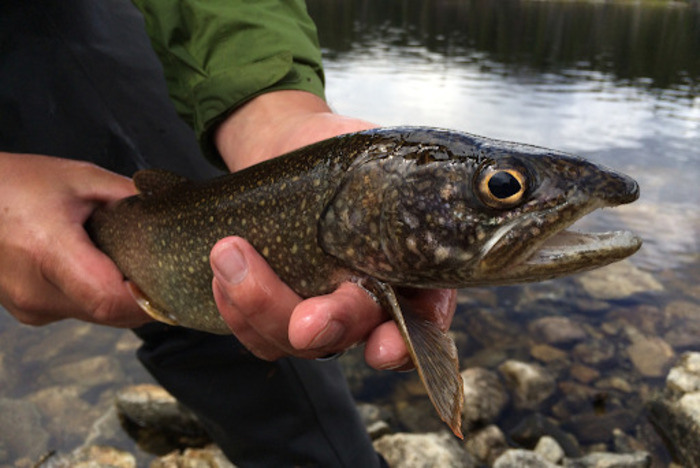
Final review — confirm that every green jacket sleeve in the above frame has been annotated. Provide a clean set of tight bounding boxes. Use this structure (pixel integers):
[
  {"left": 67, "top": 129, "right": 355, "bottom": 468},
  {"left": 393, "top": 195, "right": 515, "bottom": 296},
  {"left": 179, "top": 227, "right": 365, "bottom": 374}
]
[{"left": 131, "top": 0, "right": 326, "bottom": 166}]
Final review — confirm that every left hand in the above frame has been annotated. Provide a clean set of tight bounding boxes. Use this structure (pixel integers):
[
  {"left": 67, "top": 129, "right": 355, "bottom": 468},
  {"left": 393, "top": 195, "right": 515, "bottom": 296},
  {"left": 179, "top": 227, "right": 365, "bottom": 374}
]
[{"left": 210, "top": 90, "right": 457, "bottom": 368}]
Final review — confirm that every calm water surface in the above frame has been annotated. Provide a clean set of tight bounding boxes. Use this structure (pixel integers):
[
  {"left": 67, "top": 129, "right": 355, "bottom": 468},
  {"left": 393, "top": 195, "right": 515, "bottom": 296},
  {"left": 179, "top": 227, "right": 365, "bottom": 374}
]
[{"left": 1, "top": 1, "right": 699, "bottom": 466}]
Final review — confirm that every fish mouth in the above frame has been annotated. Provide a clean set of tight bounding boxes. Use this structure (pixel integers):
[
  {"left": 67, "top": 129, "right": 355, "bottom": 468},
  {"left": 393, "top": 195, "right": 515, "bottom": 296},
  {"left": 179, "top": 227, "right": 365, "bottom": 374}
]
[{"left": 479, "top": 214, "right": 642, "bottom": 285}]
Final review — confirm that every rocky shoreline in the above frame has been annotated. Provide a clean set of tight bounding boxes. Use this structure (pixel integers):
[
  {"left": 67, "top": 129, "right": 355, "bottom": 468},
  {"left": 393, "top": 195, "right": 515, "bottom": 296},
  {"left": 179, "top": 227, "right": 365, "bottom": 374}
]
[{"left": 2, "top": 258, "right": 699, "bottom": 467}]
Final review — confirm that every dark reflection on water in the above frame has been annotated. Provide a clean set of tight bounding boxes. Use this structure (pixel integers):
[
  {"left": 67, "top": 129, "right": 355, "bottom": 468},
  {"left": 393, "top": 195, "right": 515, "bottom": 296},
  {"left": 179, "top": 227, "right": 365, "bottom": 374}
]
[{"left": 309, "top": 0, "right": 700, "bottom": 93}]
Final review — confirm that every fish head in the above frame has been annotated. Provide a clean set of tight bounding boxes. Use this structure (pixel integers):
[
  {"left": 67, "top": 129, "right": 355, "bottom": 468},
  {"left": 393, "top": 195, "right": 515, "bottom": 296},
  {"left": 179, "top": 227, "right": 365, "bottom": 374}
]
[{"left": 375, "top": 131, "right": 641, "bottom": 286}]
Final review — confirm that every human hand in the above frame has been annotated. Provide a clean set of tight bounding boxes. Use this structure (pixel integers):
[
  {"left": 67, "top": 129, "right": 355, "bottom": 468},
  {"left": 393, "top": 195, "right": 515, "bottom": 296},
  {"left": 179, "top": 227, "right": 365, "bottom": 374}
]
[
  {"left": 211, "top": 91, "right": 457, "bottom": 368},
  {"left": 0, "top": 152, "right": 150, "bottom": 328}
]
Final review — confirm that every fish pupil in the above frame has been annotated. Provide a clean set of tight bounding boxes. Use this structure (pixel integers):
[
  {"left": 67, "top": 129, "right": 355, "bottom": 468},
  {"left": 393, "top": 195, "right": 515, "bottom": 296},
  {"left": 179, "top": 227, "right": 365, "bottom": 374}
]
[{"left": 488, "top": 171, "right": 521, "bottom": 199}]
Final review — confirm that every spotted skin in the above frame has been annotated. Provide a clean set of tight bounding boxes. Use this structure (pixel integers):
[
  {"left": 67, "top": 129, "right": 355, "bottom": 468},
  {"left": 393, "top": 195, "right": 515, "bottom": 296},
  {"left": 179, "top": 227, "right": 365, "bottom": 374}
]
[{"left": 87, "top": 127, "right": 641, "bottom": 438}]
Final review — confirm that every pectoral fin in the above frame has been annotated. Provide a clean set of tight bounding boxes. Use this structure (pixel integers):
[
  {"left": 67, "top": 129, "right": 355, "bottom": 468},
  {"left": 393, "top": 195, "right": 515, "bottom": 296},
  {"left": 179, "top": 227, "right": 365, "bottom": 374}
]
[
  {"left": 361, "top": 279, "right": 464, "bottom": 438},
  {"left": 126, "top": 281, "right": 180, "bottom": 326}
]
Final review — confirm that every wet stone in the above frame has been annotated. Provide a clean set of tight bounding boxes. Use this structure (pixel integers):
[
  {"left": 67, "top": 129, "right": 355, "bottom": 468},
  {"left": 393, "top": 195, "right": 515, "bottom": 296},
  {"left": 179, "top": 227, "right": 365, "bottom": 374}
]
[
  {"left": 42, "top": 445, "right": 136, "bottom": 468},
  {"left": 577, "top": 260, "right": 663, "bottom": 300},
  {"left": 151, "top": 445, "right": 236, "bottom": 468},
  {"left": 666, "top": 352, "right": 700, "bottom": 396},
  {"left": 460, "top": 367, "right": 509, "bottom": 430},
  {"left": 0, "top": 397, "right": 50, "bottom": 462},
  {"left": 529, "top": 316, "right": 587, "bottom": 346},
  {"left": 562, "top": 409, "right": 638, "bottom": 444},
  {"left": 570, "top": 364, "right": 600, "bottom": 384},
  {"left": 373, "top": 432, "right": 476, "bottom": 468},
  {"left": 39, "top": 355, "right": 126, "bottom": 388},
  {"left": 562, "top": 451, "right": 651, "bottom": 468},
  {"left": 493, "top": 449, "right": 558, "bottom": 468},
  {"left": 534, "top": 436, "right": 565, "bottom": 464},
  {"left": 625, "top": 335, "right": 675, "bottom": 378},
  {"left": 530, "top": 343, "right": 569, "bottom": 363},
  {"left": 463, "top": 424, "right": 508, "bottom": 466},
  {"left": 572, "top": 340, "right": 616, "bottom": 366},
  {"left": 509, "top": 413, "right": 581, "bottom": 457},
  {"left": 498, "top": 360, "right": 556, "bottom": 410}
]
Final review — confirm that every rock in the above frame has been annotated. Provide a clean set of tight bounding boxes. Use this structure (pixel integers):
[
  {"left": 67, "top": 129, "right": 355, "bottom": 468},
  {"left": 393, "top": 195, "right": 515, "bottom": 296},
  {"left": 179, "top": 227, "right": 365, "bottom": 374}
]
[
  {"left": 595, "top": 376, "right": 633, "bottom": 393},
  {"left": 356, "top": 403, "right": 392, "bottom": 440},
  {"left": 508, "top": 413, "right": 581, "bottom": 457},
  {"left": 493, "top": 449, "right": 558, "bottom": 468},
  {"left": 562, "top": 451, "right": 651, "bottom": 468},
  {"left": 529, "top": 317, "right": 587, "bottom": 345},
  {"left": 115, "top": 384, "right": 206, "bottom": 437},
  {"left": 151, "top": 445, "right": 236, "bottom": 468},
  {"left": 666, "top": 352, "right": 700, "bottom": 396},
  {"left": 460, "top": 367, "right": 509, "bottom": 430},
  {"left": 530, "top": 344, "right": 569, "bottom": 363},
  {"left": 572, "top": 340, "right": 616, "bottom": 366},
  {"left": 570, "top": 364, "right": 600, "bottom": 384},
  {"left": 577, "top": 260, "right": 663, "bottom": 300},
  {"left": 373, "top": 432, "right": 476, "bottom": 468},
  {"left": 563, "top": 410, "right": 638, "bottom": 444},
  {"left": 498, "top": 360, "right": 556, "bottom": 410},
  {"left": 626, "top": 335, "right": 674, "bottom": 378},
  {"left": 0, "top": 397, "right": 50, "bottom": 462},
  {"left": 534, "top": 436, "right": 564, "bottom": 464},
  {"left": 42, "top": 445, "right": 136, "bottom": 468},
  {"left": 394, "top": 399, "right": 446, "bottom": 434},
  {"left": 464, "top": 425, "right": 508, "bottom": 466},
  {"left": 40, "top": 355, "right": 126, "bottom": 387}
]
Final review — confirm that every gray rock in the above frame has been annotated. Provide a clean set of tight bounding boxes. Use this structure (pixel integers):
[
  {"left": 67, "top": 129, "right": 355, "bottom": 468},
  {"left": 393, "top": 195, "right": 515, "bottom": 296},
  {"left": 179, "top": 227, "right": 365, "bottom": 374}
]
[
  {"left": 357, "top": 403, "right": 392, "bottom": 439},
  {"left": 666, "top": 352, "right": 700, "bottom": 396},
  {"left": 42, "top": 445, "right": 136, "bottom": 468},
  {"left": 498, "top": 360, "right": 556, "bottom": 410},
  {"left": 493, "top": 449, "right": 558, "bottom": 468},
  {"left": 625, "top": 332, "right": 674, "bottom": 378},
  {"left": 563, "top": 451, "right": 651, "bottom": 468},
  {"left": 464, "top": 424, "right": 508, "bottom": 465},
  {"left": 151, "top": 445, "right": 236, "bottom": 468},
  {"left": 563, "top": 410, "right": 638, "bottom": 444},
  {"left": 577, "top": 260, "right": 663, "bottom": 300},
  {"left": 572, "top": 340, "right": 616, "bottom": 366},
  {"left": 373, "top": 432, "right": 476, "bottom": 468},
  {"left": 529, "top": 317, "right": 587, "bottom": 345},
  {"left": 534, "top": 436, "right": 564, "bottom": 464},
  {"left": 461, "top": 367, "right": 509, "bottom": 430},
  {"left": 508, "top": 413, "right": 582, "bottom": 457},
  {"left": 40, "top": 355, "right": 126, "bottom": 387},
  {"left": 115, "top": 384, "right": 205, "bottom": 437},
  {"left": 0, "top": 397, "right": 50, "bottom": 462}
]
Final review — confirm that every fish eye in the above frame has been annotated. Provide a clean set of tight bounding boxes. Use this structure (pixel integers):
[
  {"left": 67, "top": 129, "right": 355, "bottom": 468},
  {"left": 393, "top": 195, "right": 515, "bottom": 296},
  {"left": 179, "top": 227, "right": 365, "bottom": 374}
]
[{"left": 476, "top": 167, "right": 527, "bottom": 209}]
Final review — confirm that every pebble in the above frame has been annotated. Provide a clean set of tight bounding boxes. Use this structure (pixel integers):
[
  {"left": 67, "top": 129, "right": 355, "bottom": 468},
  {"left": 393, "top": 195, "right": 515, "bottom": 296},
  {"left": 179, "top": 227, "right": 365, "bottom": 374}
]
[
  {"left": 373, "top": 432, "right": 476, "bottom": 468},
  {"left": 562, "top": 451, "right": 651, "bottom": 468},
  {"left": 463, "top": 424, "right": 508, "bottom": 465},
  {"left": 498, "top": 360, "right": 556, "bottom": 410},
  {"left": 666, "top": 351, "right": 700, "bottom": 395},
  {"left": 151, "top": 445, "right": 236, "bottom": 468},
  {"left": 42, "top": 445, "right": 136, "bottom": 468},
  {"left": 529, "top": 317, "right": 587, "bottom": 345},
  {"left": 530, "top": 343, "right": 569, "bottom": 363},
  {"left": 577, "top": 260, "right": 663, "bottom": 300},
  {"left": 493, "top": 449, "right": 558, "bottom": 468},
  {"left": 460, "top": 367, "right": 509, "bottom": 430},
  {"left": 39, "top": 355, "right": 126, "bottom": 388},
  {"left": 625, "top": 334, "right": 675, "bottom": 378},
  {"left": 534, "top": 436, "right": 565, "bottom": 464}
]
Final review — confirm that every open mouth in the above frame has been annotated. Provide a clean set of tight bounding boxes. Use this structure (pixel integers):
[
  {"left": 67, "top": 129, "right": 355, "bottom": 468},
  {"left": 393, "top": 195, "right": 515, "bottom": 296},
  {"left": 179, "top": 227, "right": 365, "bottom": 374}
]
[{"left": 525, "top": 229, "right": 642, "bottom": 266}]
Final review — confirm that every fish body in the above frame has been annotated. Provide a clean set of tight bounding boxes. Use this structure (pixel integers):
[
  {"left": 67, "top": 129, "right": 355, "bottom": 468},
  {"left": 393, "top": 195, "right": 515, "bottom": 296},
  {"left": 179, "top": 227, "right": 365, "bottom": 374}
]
[{"left": 87, "top": 127, "right": 641, "bottom": 437}]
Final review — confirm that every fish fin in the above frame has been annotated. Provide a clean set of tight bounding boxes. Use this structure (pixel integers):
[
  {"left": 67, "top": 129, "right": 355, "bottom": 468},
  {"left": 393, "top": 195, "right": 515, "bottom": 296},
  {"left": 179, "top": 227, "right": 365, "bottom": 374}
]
[
  {"left": 361, "top": 279, "right": 464, "bottom": 438},
  {"left": 133, "top": 169, "right": 188, "bottom": 195},
  {"left": 126, "top": 281, "right": 180, "bottom": 326}
]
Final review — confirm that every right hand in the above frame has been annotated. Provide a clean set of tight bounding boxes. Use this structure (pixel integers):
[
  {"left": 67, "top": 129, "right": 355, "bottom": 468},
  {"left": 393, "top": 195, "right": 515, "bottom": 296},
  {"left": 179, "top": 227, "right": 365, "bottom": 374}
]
[{"left": 0, "top": 152, "right": 151, "bottom": 328}]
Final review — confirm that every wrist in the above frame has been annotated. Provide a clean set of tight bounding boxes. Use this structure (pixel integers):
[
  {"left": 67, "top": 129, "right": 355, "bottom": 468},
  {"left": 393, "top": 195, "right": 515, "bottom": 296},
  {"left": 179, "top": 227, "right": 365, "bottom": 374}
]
[{"left": 214, "top": 90, "right": 376, "bottom": 172}]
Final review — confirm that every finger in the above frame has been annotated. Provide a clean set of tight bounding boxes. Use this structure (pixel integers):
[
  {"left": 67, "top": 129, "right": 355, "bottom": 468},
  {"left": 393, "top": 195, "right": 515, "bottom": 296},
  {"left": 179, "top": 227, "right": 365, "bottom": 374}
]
[
  {"left": 288, "top": 282, "right": 385, "bottom": 353},
  {"left": 364, "top": 320, "right": 412, "bottom": 371},
  {"left": 44, "top": 227, "right": 151, "bottom": 328},
  {"left": 396, "top": 287, "right": 457, "bottom": 331},
  {"left": 210, "top": 237, "right": 303, "bottom": 359}
]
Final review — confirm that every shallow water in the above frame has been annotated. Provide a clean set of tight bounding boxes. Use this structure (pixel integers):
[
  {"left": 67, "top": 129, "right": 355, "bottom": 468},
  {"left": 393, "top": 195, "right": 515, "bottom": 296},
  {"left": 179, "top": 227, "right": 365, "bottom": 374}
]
[{"left": 1, "top": 1, "right": 699, "bottom": 466}]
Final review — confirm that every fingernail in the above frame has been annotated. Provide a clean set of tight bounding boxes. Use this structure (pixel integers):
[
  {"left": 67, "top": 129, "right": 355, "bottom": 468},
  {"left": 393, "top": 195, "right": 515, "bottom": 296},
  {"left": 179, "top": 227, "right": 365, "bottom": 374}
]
[
  {"left": 212, "top": 242, "right": 248, "bottom": 285},
  {"left": 307, "top": 320, "right": 345, "bottom": 350},
  {"left": 378, "top": 356, "right": 412, "bottom": 371}
]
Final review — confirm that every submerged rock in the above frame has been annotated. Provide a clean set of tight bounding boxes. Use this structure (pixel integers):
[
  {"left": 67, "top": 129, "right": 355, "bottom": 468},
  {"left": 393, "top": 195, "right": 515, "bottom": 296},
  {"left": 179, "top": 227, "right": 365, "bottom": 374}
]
[
  {"left": 498, "top": 360, "right": 556, "bottom": 410},
  {"left": 41, "top": 445, "right": 136, "bottom": 468},
  {"left": 373, "top": 432, "right": 476, "bottom": 468},
  {"left": 464, "top": 425, "right": 508, "bottom": 466},
  {"left": 461, "top": 367, "right": 509, "bottom": 430},
  {"left": 562, "top": 451, "right": 651, "bottom": 468},
  {"left": 647, "top": 352, "right": 700, "bottom": 468},
  {"left": 151, "top": 445, "right": 236, "bottom": 468},
  {"left": 577, "top": 260, "right": 663, "bottom": 300},
  {"left": 493, "top": 449, "right": 558, "bottom": 468},
  {"left": 529, "top": 317, "right": 587, "bottom": 346},
  {"left": 0, "top": 397, "right": 50, "bottom": 462}
]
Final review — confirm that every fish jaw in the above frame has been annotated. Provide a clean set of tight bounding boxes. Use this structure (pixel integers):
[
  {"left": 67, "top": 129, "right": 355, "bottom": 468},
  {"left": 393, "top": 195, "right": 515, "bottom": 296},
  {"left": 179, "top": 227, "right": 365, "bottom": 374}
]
[{"left": 475, "top": 167, "right": 641, "bottom": 284}]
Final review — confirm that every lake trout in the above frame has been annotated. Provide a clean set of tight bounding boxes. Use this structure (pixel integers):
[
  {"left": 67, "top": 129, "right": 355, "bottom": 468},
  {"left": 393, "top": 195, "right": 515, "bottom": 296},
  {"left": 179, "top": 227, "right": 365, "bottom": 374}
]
[{"left": 87, "top": 127, "right": 641, "bottom": 438}]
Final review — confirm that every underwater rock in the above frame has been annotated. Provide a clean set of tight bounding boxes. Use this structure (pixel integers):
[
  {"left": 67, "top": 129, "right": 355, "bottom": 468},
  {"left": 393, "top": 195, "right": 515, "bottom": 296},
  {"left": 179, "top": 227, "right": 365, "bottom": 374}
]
[
  {"left": 577, "top": 260, "right": 663, "bottom": 300},
  {"left": 463, "top": 424, "right": 508, "bottom": 466},
  {"left": 461, "top": 367, "right": 509, "bottom": 430},
  {"left": 151, "top": 445, "right": 236, "bottom": 468},
  {"left": 534, "top": 436, "right": 565, "bottom": 464},
  {"left": 493, "top": 449, "right": 558, "bottom": 468},
  {"left": 529, "top": 317, "right": 587, "bottom": 346},
  {"left": 498, "top": 360, "right": 556, "bottom": 410},
  {"left": 625, "top": 332, "right": 675, "bottom": 378},
  {"left": 562, "top": 451, "right": 651, "bottom": 468},
  {"left": 0, "top": 397, "right": 50, "bottom": 462},
  {"left": 39, "top": 355, "right": 126, "bottom": 388},
  {"left": 373, "top": 432, "right": 476, "bottom": 468},
  {"left": 41, "top": 445, "right": 136, "bottom": 468}
]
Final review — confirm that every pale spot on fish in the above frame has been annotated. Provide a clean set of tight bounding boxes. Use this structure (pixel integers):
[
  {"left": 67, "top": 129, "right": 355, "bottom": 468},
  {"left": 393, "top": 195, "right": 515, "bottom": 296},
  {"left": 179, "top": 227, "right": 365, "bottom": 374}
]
[
  {"left": 434, "top": 246, "right": 450, "bottom": 263},
  {"left": 262, "top": 247, "right": 269, "bottom": 256}
]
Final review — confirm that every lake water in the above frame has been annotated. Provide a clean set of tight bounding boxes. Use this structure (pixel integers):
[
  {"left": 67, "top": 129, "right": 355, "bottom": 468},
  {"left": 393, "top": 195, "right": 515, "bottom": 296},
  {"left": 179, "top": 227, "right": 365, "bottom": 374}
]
[{"left": 1, "top": 1, "right": 698, "bottom": 466}]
